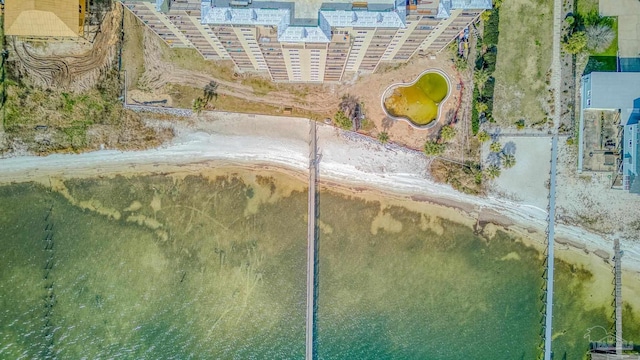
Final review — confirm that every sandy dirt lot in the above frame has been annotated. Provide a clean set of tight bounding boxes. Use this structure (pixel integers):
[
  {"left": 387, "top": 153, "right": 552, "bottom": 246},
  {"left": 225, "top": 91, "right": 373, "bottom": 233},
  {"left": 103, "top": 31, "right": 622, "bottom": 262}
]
[
  {"left": 555, "top": 141, "right": 640, "bottom": 240},
  {"left": 486, "top": 136, "right": 552, "bottom": 210}
]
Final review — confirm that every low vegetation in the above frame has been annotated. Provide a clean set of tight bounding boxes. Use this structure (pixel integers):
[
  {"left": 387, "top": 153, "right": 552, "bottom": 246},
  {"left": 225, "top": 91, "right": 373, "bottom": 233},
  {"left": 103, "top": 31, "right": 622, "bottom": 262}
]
[
  {"left": 492, "top": 0, "right": 553, "bottom": 127},
  {"left": 471, "top": 9, "right": 499, "bottom": 134},
  {"left": 333, "top": 95, "right": 362, "bottom": 131},
  {"left": 430, "top": 159, "right": 484, "bottom": 195},
  {"left": 1, "top": 65, "right": 173, "bottom": 154},
  {"left": 334, "top": 110, "right": 352, "bottom": 130},
  {"left": 440, "top": 125, "right": 457, "bottom": 142},
  {"left": 423, "top": 141, "right": 445, "bottom": 156},
  {"left": 563, "top": 11, "right": 616, "bottom": 55},
  {"left": 192, "top": 81, "right": 218, "bottom": 113}
]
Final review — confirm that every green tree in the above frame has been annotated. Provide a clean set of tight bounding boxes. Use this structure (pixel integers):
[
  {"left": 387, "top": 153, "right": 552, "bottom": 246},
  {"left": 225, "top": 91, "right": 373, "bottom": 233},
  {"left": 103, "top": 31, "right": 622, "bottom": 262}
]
[
  {"left": 440, "top": 125, "right": 457, "bottom": 142},
  {"left": 424, "top": 141, "right": 445, "bottom": 156},
  {"left": 485, "top": 165, "right": 501, "bottom": 179},
  {"left": 515, "top": 119, "right": 525, "bottom": 130},
  {"left": 501, "top": 154, "right": 516, "bottom": 169},
  {"left": 565, "top": 15, "right": 575, "bottom": 27},
  {"left": 480, "top": 10, "right": 492, "bottom": 22},
  {"left": 562, "top": 31, "right": 587, "bottom": 54},
  {"left": 489, "top": 141, "right": 502, "bottom": 153},
  {"left": 377, "top": 131, "right": 389, "bottom": 144},
  {"left": 473, "top": 68, "right": 491, "bottom": 93},
  {"left": 334, "top": 110, "right": 352, "bottom": 130},
  {"left": 477, "top": 130, "right": 490, "bottom": 142},
  {"left": 192, "top": 97, "right": 205, "bottom": 114},
  {"left": 586, "top": 24, "right": 615, "bottom": 53},
  {"left": 475, "top": 101, "right": 488, "bottom": 115},
  {"left": 454, "top": 56, "right": 468, "bottom": 71}
]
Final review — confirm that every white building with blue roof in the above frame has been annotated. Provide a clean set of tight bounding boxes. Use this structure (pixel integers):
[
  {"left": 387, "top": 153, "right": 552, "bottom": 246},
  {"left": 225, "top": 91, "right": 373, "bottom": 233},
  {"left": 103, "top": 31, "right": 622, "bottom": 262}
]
[{"left": 579, "top": 71, "right": 640, "bottom": 193}]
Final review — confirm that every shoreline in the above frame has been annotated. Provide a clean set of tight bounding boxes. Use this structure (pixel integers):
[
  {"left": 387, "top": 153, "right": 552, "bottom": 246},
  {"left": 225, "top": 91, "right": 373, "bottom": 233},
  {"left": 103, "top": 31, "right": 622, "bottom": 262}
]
[{"left": 1, "top": 111, "right": 639, "bottom": 275}]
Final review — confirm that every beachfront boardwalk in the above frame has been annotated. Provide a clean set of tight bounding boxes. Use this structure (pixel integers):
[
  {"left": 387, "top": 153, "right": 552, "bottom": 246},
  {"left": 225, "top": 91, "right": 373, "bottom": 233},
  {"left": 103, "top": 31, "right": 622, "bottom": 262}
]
[
  {"left": 544, "top": 134, "right": 559, "bottom": 360},
  {"left": 306, "top": 120, "right": 318, "bottom": 360}
]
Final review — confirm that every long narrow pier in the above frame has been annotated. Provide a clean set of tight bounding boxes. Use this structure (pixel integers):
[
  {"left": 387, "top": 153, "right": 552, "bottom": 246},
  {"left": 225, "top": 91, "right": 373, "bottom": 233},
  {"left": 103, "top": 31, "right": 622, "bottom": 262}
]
[
  {"left": 306, "top": 120, "right": 318, "bottom": 360},
  {"left": 614, "top": 238, "right": 623, "bottom": 356},
  {"left": 544, "top": 134, "right": 559, "bottom": 360}
]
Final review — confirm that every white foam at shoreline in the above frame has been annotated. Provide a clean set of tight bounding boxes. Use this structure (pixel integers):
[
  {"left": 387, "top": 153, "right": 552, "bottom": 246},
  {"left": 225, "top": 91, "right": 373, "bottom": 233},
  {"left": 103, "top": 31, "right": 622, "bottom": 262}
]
[{"left": 1, "top": 114, "right": 637, "bottom": 272}]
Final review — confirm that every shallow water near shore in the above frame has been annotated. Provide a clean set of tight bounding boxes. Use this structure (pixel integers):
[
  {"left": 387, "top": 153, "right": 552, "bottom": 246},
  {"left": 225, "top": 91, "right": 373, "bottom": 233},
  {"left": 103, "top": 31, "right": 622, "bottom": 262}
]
[{"left": 0, "top": 171, "right": 638, "bottom": 359}]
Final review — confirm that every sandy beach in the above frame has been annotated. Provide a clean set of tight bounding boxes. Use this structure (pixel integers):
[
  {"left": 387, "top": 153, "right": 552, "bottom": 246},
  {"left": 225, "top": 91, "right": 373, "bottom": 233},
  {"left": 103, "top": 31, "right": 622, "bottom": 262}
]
[{"left": 1, "top": 111, "right": 639, "bottom": 274}]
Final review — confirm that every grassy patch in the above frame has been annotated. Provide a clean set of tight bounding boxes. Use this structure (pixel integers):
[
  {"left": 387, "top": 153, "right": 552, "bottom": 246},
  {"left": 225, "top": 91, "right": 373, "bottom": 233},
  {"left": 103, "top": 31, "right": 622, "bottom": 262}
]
[
  {"left": 167, "top": 83, "right": 326, "bottom": 119},
  {"left": 167, "top": 48, "right": 237, "bottom": 82},
  {"left": 492, "top": 0, "right": 553, "bottom": 126},
  {"left": 576, "top": 0, "right": 599, "bottom": 16},
  {"left": 583, "top": 55, "right": 617, "bottom": 74},
  {"left": 240, "top": 77, "right": 277, "bottom": 96}
]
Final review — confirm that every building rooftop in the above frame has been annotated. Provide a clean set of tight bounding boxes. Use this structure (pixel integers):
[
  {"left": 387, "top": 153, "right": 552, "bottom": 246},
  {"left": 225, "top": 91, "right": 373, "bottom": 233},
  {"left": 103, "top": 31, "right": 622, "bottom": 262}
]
[
  {"left": 438, "top": 0, "right": 492, "bottom": 18},
  {"left": 202, "top": 0, "right": 408, "bottom": 42},
  {"left": 586, "top": 72, "right": 640, "bottom": 126},
  {"left": 582, "top": 72, "right": 640, "bottom": 192},
  {"left": 4, "top": 0, "right": 83, "bottom": 37}
]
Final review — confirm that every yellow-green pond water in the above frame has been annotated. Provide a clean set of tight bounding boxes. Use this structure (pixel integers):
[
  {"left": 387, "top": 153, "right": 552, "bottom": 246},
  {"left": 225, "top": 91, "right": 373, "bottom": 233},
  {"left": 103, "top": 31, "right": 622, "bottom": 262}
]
[
  {"left": 0, "top": 170, "right": 638, "bottom": 359},
  {"left": 384, "top": 72, "right": 449, "bottom": 126}
]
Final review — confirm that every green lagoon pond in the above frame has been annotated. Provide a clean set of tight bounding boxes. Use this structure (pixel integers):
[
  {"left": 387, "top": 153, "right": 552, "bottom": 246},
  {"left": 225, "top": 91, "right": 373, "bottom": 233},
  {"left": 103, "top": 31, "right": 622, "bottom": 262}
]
[
  {"left": 383, "top": 71, "right": 450, "bottom": 127},
  {"left": 0, "top": 171, "right": 638, "bottom": 359}
]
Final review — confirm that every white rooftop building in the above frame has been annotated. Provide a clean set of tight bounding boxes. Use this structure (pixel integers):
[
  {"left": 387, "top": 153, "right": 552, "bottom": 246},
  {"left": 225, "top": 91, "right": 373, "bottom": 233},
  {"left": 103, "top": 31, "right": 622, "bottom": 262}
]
[{"left": 122, "top": 0, "right": 491, "bottom": 82}]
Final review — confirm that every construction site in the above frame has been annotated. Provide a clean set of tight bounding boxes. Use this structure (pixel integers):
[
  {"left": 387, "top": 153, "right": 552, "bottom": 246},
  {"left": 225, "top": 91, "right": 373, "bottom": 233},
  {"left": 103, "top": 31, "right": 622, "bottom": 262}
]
[{"left": 0, "top": 0, "right": 174, "bottom": 155}]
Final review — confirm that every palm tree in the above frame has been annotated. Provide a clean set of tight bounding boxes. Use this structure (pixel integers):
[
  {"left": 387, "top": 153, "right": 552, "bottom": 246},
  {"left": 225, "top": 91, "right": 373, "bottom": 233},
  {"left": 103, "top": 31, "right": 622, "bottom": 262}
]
[
  {"left": 477, "top": 130, "right": 490, "bottom": 143},
  {"left": 440, "top": 125, "right": 457, "bottom": 142},
  {"left": 475, "top": 101, "right": 488, "bottom": 115},
  {"left": 501, "top": 154, "right": 516, "bottom": 169},
  {"left": 203, "top": 81, "right": 218, "bottom": 103},
  {"left": 485, "top": 165, "right": 501, "bottom": 179},
  {"left": 473, "top": 68, "right": 491, "bottom": 93},
  {"left": 377, "top": 131, "right": 389, "bottom": 144},
  {"left": 489, "top": 141, "right": 502, "bottom": 153},
  {"left": 192, "top": 97, "right": 205, "bottom": 114},
  {"left": 586, "top": 24, "right": 615, "bottom": 52}
]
